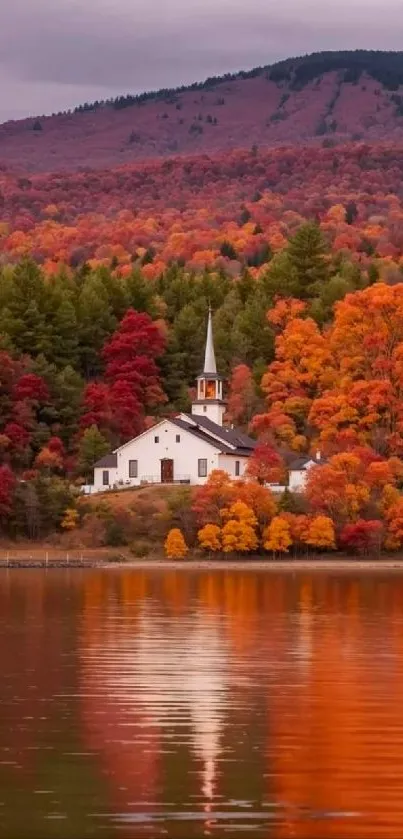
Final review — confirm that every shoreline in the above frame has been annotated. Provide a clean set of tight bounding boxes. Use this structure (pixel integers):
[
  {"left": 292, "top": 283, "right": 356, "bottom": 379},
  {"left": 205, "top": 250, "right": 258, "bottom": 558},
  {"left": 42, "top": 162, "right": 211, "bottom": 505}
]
[
  {"left": 2, "top": 556, "right": 403, "bottom": 572},
  {"left": 103, "top": 558, "right": 403, "bottom": 572}
]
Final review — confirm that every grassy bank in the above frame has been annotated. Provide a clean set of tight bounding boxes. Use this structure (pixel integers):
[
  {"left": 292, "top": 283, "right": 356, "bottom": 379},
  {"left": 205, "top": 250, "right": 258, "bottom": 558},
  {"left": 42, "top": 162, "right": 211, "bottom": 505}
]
[{"left": 2, "top": 546, "right": 403, "bottom": 571}]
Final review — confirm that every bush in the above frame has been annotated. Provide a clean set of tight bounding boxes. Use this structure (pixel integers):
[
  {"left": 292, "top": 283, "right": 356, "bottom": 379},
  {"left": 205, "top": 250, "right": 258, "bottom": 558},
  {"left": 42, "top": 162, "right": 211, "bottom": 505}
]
[
  {"left": 105, "top": 518, "right": 128, "bottom": 546},
  {"left": 129, "top": 541, "right": 151, "bottom": 558}
]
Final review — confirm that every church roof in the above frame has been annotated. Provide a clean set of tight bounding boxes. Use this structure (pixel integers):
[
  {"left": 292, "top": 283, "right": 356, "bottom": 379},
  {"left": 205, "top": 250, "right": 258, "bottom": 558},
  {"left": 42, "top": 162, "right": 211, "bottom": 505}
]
[
  {"left": 182, "top": 413, "right": 256, "bottom": 454},
  {"left": 289, "top": 455, "right": 327, "bottom": 470},
  {"left": 171, "top": 417, "right": 234, "bottom": 452},
  {"left": 94, "top": 452, "right": 118, "bottom": 468}
]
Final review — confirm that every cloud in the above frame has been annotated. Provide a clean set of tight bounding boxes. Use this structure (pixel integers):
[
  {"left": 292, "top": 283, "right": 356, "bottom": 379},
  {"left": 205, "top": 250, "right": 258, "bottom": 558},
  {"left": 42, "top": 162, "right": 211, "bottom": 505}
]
[{"left": 1, "top": 0, "right": 403, "bottom": 121}]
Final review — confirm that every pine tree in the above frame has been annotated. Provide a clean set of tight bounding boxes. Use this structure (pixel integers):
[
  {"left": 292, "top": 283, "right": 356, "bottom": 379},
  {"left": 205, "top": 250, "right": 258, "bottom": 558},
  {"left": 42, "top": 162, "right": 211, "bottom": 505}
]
[
  {"left": 78, "top": 425, "right": 110, "bottom": 481},
  {"left": 287, "top": 223, "right": 329, "bottom": 298},
  {"left": 77, "top": 277, "right": 116, "bottom": 377},
  {"left": 52, "top": 298, "right": 79, "bottom": 367}
]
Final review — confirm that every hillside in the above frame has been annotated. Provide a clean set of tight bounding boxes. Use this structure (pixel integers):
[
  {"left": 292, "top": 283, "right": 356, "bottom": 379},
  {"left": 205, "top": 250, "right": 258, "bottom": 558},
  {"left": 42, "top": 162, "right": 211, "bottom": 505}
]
[
  {"left": 1, "top": 142, "right": 403, "bottom": 273},
  {"left": 3, "top": 51, "right": 403, "bottom": 172}
]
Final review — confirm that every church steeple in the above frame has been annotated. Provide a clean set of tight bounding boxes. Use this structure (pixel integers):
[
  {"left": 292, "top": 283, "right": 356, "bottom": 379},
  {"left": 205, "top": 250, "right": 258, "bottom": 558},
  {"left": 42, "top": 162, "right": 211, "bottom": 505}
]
[
  {"left": 203, "top": 307, "right": 217, "bottom": 374},
  {"left": 191, "top": 308, "right": 226, "bottom": 426}
]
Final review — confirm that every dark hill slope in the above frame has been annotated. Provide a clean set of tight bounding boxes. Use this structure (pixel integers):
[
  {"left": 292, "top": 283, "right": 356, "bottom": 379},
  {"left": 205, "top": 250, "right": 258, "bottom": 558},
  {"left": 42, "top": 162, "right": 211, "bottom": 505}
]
[{"left": 3, "top": 51, "right": 403, "bottom": 172}]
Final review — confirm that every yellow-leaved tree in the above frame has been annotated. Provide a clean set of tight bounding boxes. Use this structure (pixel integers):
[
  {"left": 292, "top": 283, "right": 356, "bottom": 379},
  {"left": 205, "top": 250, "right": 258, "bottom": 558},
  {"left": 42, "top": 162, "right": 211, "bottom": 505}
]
[
  {"left": 263, "top": 516, "right": 292, "bottom": 555},
  {"left": 198, "top": 523, "right": 222, "bottom": 552},
  {"left": 61, "top": 508, "right": 79, "bottom": 531},
  {"left": 221, "top": 501, "right": 258, "bottom": 554},
  {"left": 305, "top": 515, "right": 335, "bottom": 550},
  {"left": 164, "top": 528, "right": 188, "bottom": 559}
]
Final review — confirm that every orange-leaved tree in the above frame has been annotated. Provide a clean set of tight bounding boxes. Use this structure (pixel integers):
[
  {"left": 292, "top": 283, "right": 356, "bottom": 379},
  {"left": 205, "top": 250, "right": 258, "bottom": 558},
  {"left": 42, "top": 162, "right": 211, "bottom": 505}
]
[
  {"left": 192, "top": 470, "right": 236, "bottom": 526},
  {"left": 221, "top": 501, "right": 258, "bottom": 554},
  {"left": 198, "top": 523, "right": 222, "bottom": 552},
  {"left": 253, "top": 285, "right": 403, "bottom": 457},
  {"left": 304, "top": 447, "right": 400, "bottom": 525},
  {"left": 192, "top": 471, "right": 277, "bottom": 533},
  {"left": 384, "top": 499, "right": 403, "bottom": 551},
  {"left": 263, "top": 516, "right": 292, "bottom": 555},
  {"left": 164, "top": 528, "right": 188, "bottom": 559},
  {"left": 305, "top": 515, "right": 335, "bottom": 550}
]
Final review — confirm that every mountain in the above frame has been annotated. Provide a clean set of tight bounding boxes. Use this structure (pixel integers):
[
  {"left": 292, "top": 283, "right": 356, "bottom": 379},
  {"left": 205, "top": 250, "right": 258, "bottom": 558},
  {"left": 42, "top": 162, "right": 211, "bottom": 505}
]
[{"left": 3, "top": 50, "right": 403, "bottom": 173}]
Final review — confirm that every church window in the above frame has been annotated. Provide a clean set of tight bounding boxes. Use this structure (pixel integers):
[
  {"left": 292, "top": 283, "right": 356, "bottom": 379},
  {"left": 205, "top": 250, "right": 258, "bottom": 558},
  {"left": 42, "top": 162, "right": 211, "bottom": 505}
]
[
  {"left": 235, "top": 460, "right": 240, "bottom": 476},
  {"left": 154, "top": 435, "right": 159, "bottom": 443},
  {"left": 198, "top": 459, "right": 207, "bottom": 477},
  {"left": 129, "top": 460, "right": 138, "bottom": 478},
  {"left": 176, "top": 435, "right": 180, "bottom": 443},
  {"left": 102, "top": 470, "right": 109, "bottom": 486}
]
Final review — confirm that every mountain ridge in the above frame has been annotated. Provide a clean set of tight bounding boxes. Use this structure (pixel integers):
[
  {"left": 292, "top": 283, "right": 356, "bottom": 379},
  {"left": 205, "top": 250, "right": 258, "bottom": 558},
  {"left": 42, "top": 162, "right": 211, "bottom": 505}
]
[{"left": 3, "top": 50, "right": 403, "bottom": 172}]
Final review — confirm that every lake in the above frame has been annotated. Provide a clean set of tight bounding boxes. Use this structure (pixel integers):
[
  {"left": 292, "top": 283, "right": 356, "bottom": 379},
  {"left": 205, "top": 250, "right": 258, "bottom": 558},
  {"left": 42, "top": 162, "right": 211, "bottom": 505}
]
[{"left": 1, "top": 568, "right": 403, "bottom": 838}]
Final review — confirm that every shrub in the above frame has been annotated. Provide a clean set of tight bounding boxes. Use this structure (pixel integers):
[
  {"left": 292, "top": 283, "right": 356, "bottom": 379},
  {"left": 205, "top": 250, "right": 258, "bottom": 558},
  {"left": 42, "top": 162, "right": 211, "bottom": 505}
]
[{"left": 164, "top": 528, "right": 188, "bottom": 559}]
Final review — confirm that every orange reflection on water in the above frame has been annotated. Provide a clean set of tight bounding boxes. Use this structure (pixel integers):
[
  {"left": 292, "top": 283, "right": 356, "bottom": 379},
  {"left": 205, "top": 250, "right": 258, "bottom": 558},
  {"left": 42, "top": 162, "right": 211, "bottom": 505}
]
[
  {"left": 4, "top": 568, "right": 403, "bottom": 838},
  {"left": 76, "top": 570, "right": 403, "bottom": 837}
]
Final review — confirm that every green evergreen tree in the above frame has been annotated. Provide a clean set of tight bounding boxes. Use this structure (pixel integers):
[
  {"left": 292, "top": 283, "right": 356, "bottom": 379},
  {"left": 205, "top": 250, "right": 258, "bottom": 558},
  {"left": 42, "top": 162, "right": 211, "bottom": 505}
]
[
  {"left": 126, "top": 270, "right": 158, "bottom": 316},
  {"left": 53, "top": 366, "right": 84, "bottom": 448},
  {"left": 52, "top": 298, "right": 79, "bottom": 367},
  {"left": 78, "top": 425, "right": 110, "bottom": 481},
  {"left": 286, "top": 222, "right": 329, "bottom": 297},
  {"left": 77, "top": 277, "right": 116, "bottom": 377}
]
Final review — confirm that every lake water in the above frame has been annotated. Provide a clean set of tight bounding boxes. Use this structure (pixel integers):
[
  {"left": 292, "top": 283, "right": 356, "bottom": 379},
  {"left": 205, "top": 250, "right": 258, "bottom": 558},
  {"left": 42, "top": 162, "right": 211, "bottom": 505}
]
[{"left": 1, "top": 568, "right": 403, "bottom": 838}]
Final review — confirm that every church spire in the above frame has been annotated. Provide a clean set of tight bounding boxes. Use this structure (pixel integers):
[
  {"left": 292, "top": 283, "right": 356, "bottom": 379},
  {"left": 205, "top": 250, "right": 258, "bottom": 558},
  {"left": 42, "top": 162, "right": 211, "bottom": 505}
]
[
  {"left": 203, "top": 307, "right": 217, "bottom": 375},
  {"left": 191, "top": 308, "right": 226, "bottom": 426}
]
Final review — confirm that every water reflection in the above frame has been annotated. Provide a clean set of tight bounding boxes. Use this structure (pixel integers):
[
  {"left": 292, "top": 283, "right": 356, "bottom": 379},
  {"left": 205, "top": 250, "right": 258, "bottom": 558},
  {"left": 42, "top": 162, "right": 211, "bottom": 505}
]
[{"left": 1, "top": 569, "right": 403, "bottom": 837}]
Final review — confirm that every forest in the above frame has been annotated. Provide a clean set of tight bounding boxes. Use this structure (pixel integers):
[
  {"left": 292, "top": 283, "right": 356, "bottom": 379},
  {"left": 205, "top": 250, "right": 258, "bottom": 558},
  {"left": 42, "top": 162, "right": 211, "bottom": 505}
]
[
  {"left": 0, "top": 215, "right": 403, "bottom": 554},
  {"left": 2, "top": 143, "right": 403, "bottom": 278},
  {"left": 2, "top": 52, "right": 403, "bottom": 553}
]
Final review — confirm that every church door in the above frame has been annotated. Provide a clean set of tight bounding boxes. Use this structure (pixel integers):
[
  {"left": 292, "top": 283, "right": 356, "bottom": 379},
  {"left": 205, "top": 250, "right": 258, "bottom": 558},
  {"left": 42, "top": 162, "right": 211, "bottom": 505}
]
[{"left": 161, "top": 459, "right": 174, "bottom": 484}]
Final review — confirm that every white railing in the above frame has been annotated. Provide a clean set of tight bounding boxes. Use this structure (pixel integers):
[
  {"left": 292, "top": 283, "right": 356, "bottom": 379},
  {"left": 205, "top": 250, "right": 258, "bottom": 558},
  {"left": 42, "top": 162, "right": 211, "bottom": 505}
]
[{"left": 140, "top": 475, "right": 191, "bottom": 485}]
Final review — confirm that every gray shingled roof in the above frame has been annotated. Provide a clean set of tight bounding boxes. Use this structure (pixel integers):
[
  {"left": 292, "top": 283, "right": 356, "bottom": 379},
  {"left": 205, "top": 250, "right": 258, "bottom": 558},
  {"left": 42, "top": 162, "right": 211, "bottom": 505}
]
[
  {"left": 184, "top": 414, "right": 256, "bottom": 452},
  {"left": 171, "top": 417, "right": 234, "bottom": 453},
  {"left": 289, "top": 456, "right": 326, "bottom": 470},
  {"left": 94, "top": 452, "right": 118, "bottom": 468}
]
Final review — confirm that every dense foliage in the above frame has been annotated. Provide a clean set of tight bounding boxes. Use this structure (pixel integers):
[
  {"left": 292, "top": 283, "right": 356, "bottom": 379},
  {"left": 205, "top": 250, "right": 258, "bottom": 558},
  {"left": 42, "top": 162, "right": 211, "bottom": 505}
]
[{"left": 2, "top": 143, "right": 403, "bottom": 282}]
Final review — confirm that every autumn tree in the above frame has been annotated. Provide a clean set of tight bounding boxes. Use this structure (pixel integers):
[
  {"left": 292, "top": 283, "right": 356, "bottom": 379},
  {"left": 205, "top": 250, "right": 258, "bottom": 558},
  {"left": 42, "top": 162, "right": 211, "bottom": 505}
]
[
  {"left": 61, "top": 508, "right": 80, "bottom": 530},
  {"left": 221, "top": 520, "right": 258, "bottom": 554},
  {"left": 339, "top": 519, "right": 383, "bottom": 554},
  {"left": 164, "top": 528, "right": 188, "bottom": 559},
  {"left": 226, "top": 364, "right": 258, "bottom": 429},
  {"left": 198, "top": 523, "right": 222, "bottom": 552},
  {"left": 246, "top": 442, "right": 284, "bottom": 485},
  {"left": 192, "top": 470, "right": 236, "bottom": 526},
  {"left": 263, "top": 516, "right": 292, "bottom": 555},
  {"left": 305, "top": 515, "right": 335, "bottom": 550},
  {"left": 0, "top": 465, "right": 16, "bottom": 528}
]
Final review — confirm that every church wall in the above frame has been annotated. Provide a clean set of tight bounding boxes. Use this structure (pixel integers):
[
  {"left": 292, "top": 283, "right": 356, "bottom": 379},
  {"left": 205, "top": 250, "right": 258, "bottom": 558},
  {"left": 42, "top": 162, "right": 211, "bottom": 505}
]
[
  {"left": 94, "top": 420, "right": 221, "bottom": 489},
  {"left": 218, "top": 454, "right": 250, "bottom": 479}
]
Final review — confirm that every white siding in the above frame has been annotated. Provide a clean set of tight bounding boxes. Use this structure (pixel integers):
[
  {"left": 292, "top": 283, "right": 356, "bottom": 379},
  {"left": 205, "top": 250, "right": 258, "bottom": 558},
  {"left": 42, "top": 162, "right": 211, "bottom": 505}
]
[
  {"left": 93, "top": 466, "right": 119, "bottom": 492},
  {"left": 289, "top": 461, "right": 317, "bottom": 492},
  {"left": 218, "top": 454, "right": 249, "bottom": 479},
  {"left": 94, "top": 420, "right": 222, "bottom": 490},
  {"left": 191, "top": 403, "right": 226, "bottom": 426}
]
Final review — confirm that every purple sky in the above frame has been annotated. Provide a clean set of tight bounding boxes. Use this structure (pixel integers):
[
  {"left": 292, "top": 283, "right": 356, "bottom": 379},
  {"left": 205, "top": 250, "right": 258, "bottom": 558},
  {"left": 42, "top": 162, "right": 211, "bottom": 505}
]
[{"left": 1, "top": 0, "right": 403, "bottom": 123}]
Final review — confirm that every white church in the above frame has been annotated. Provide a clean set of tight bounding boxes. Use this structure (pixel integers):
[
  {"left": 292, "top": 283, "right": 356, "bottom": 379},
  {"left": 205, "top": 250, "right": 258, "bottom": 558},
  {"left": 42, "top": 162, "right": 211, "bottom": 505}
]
[{"left": 92, "top": 310, "right": 256, "bottom": 491}]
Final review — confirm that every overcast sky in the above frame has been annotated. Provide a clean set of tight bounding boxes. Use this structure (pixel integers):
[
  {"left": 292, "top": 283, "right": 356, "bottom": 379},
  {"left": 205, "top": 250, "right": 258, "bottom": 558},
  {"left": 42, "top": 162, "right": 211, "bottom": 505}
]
[{"left": 1, "top": 0, "right": 403, "bottom": 123}]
